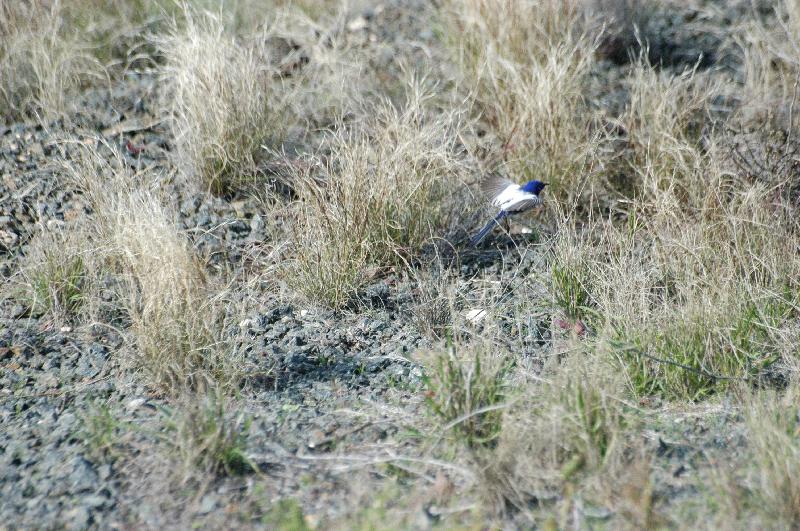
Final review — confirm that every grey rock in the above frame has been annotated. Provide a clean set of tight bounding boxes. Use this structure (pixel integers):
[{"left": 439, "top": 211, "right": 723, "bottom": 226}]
[
  {"left": 62, "top": 506, "right": 91, "bottom": 529},
  {"left": 250, "top": 214, "right": 265, "bottom": 233},
  {"left": 228, "top": 219, "right": 250, "bottom": 235},
  {"left": 198, "top": 494, "right": 216, "bottom": 515},
  {"left": 364, "top": 281, "right": 390, "bottom": 308},
  {"left": 68, "top": 457, "right": 98, "bottom": 493},
  {"left": 97, "top": 465, "right": 112, "bottom": 481},
  {"left": 82, "top": 494, "right": 107, "bottom": 508}
]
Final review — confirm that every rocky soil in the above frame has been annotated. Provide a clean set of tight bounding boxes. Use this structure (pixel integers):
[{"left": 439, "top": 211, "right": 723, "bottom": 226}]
[{"left": 0, "top": 0, "right": 772, "bottom": 528}]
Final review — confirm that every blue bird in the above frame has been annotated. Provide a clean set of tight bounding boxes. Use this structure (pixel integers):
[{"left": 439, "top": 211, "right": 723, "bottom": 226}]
[{"left": 470, "top": 176, "right": 547, "bottom": 246}]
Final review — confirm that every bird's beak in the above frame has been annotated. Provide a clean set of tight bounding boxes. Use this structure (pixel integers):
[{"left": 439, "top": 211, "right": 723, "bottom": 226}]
[{"left": 542, "top": 182, "right": 549, "bottom": 186}]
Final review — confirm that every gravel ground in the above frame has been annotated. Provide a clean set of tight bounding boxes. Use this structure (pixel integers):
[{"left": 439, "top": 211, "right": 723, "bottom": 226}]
[{"left": 0, "top": 0, "right": 761, "bottom": 528}]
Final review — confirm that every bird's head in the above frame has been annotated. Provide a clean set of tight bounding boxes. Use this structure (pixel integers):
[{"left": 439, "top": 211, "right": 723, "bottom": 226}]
[{"left": 522, "top": 180, "right": 548, "bottom": 195}]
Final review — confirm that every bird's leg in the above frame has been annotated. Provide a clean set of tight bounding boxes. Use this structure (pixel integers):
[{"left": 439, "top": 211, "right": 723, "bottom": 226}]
[{"left": 502, "top": 215, "right": 511, "bottom": 235}]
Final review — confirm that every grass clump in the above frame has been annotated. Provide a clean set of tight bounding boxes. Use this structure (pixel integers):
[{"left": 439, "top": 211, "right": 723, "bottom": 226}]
[
  {"left": 28, "top": 255, "right": 85, "bottom": 317},
  {"left": 475, "top": 351, "right": 633, "bottom": 516},
  {"left": 550, "top": 235, "right": 595, "bottom": 323},
  {"left": 288, "top": 83, "right": 468, "bottom": 307},
  {"left": 18, "top": 227, "right": 91, "bottom": 319},
  {"left": 619, "top": 56, "right": 717, "bottom": 207},
  {"left": 410, "top": 263, "right": 462, "bottom": 340},
  {"left": 548, "top": 187, "right": 800, "bottom": 400},
  {"left": 0, "top": 1, "right": 103, "bottom": 121},
  {"left": 420, "top": 343, "right": 510, "bottom": 449},
  {"left": 736, "top": 0, "right": 800, "bottom": 121},
  {"left": 78, "top": 402, "right": 128, "bottom": 464},
  {"left": 110, "top": 186, "right": 233, "bottom": 392},
  {"left": 551, "top": 263, "right": 591, "bottom": 321},
  {"left": 711, "top": 386, "right": 800, "bottom": 528},
  {"left": 158, "top": 8, "right": 293, "bottom": 195},
  {"left": 441, "top": 0, "right": 603, "bottom": 205},
  {"left": 542, "top": 48, "right": 800, "bottom": 400},
  {"left": 65, "top": 142, "right": 240, "bottom": 394},
  {"left": 555, "top": 361, "right": 629, "bottom": 481},
  {"left": 165, "top": 391, "right": 253, "bottom": 478},
  {"left": 618, "top": 291, "right": 793, "bottom": 400},
  {"left": 740, "top": 387, "right": 800, "bottom": 527},
  {"left": 261, "top": 498, "right": 310, "bottom": 530}
]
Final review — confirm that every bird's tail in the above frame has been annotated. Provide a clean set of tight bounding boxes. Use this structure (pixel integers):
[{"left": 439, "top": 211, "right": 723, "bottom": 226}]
[{"left": 470, "top": 211, "right": 506, "bottom": 246}]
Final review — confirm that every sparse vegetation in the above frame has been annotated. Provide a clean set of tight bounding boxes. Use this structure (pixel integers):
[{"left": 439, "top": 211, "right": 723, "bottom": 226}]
[
  {"left": 421, "top": 343, "right": 510, "bottom": 448},
  {"left": 473, "top": 350, "right": 634, "bottom": 515},
  {"left": 157, "top": 8, "right": 294, "bottom": 195},
  {"left": 5, "top": 0, "right": 800, "bottom": 528},
  {"left": 741, "top": 386, "right": 800, "bottom": 527},
  {"left": 287, "top": 82, "right": 469, "bottom": 307},
  {"left": 262, "top": 498, "right": 310, "bottom": 531},
  {"left": 63, "top": 142, "right": 241, "bottom": 394},
  {"left": 441, "top": 0, "right": 604, "bottom": 206},
  {"left": 19, "top": 227, "right": 90, "bottom": 319},
  {"left": 164, "top": 390, "right": 253, "bottom": 478},
  {"left": 0, "top": 1, "right": 103, "bottom": 120},
  {"left": 78, "top": 402, "right": 128, "bottom": 463},
  {"left": 410, "top": 262, "right": 461, "bottom": 340}
]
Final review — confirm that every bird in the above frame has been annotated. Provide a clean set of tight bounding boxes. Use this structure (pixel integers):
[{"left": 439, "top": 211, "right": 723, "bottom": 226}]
[{"left": 470, "top": 176, "right": 547, "bottom": 246}]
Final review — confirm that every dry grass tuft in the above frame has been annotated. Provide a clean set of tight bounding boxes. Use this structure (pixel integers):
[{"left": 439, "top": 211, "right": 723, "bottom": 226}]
[
  {"left": 420, "top": 342, "right": 511, "bottom": 449},
  {"left": 710, "top": 386, "right": 800, "bottom": 528},
  {"left": 157, "top": 7, "right": 294, "bottom": 195},
  {"left": 549, "top": 188, "right": 800, "bottom": 400},
  {"left": 589, "top": 0, "right": 663, "bottom": 64},
  {"left": 735, "top": 0, "right": 800, "bottom": 124},
  {"left": 287, "top": 82, "right": 469, "bottom": 307},
  {"left": 740, "top": 386, "right": 800, "bottom": 527},
  {"left": 0, "top": 1, "right": 103, "bottom": 121},
  {"left": 619, "top": 55, "right": 718, "bottom": 207},
  {"left": 65, "top": 142, "right": 240, "bottom": 393},
  {"left": 441, "top": 0, "right": 604, "bottom": 206},
  {"left": 475, "top": 349, "right": 634, "bottom": 516},
  {"left": 726, "top": 0, "right": 800, "bottom": 208},
  {"left": 410, "top": 262, "right": 463, "bottom": 340},
  {"left": 164, "top": 390, "right": 253, "bottom": 479},
  {"left": 539, "top": 45, "right": 800, "bottom": 400},
  {"left": 16, "top": 225, "right": 93, "bottom": 320}
]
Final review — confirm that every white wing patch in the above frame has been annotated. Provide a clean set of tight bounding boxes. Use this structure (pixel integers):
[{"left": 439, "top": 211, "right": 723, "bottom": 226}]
[
  {"left": 491, "top": 184, "right": 521, "bottom": 207},
  {"left": 492, "top": 184, "right": 541, "bottom": 212},
  {"left": 483, "top": 176, "right": 517, "bottom": 200}
]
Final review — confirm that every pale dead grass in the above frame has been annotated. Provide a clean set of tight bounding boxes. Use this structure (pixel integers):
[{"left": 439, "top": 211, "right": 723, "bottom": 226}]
[
  {"left": 542, "top": 52, "right": 800, "bottom": 400},
  {"left": 157, "top": 3, "right": 372, "bottom": 197},
  {"left": 735, "top": 0, "right": 800, "bottom": 124},
  {"left": 165, "top": 390, "right": 253, "bottom": 480},
  {"left": 549, "top": 177, "right": 800, "bottom": 399},
  {"left": 477, "top": 348, "right": 635, "bottom": 519},
  {"left": 740, "top": 386, "right": 800, "bottom": 527},
  {"left": 0, "top": 0, "right": 104, "bottom": 121},
  {"left": 9, "top": 0, "right": 800, "bottom": 527},
  {"left": 424, "top": 4, "right": 800, "bottom": 527},
  {"left": 620, "top": 56, "right": 720, "bottom": 207},
  {"left": 14, "top": 224, "right": 96, "bottom": 321},
  {"left": 410, "top": 261, "right": 463, "bottom": 340},
  {"left": 157, "top": 8, "right": 296, "bottom": 196},
  {"left": 441, "top": 0, "right": 605, "bottom": 206},
  {"left": 287, "top": 81, "right": 470, "bottom": 307},
  {"left": 64, "top": 141, "right": 241, "bottom": 394},
  {"left": 701, "top": 385, "right": 800, "bottom": 529}
]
